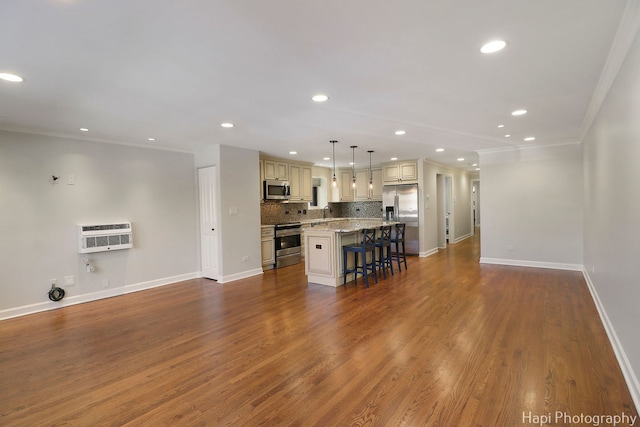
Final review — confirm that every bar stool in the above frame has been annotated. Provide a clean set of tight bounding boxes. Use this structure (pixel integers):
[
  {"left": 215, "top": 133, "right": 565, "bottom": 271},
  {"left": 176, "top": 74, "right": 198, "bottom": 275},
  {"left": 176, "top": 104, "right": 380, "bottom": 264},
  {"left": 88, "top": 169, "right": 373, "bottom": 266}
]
[
  {"left": 390, "top": 223, "right": 408, "bottom": 272},
  {"left": 374, "top": 225, "right": 394, "bottom": 279},
  {"left": 343, "top": 228, "right": 378, "bottom": 288}
]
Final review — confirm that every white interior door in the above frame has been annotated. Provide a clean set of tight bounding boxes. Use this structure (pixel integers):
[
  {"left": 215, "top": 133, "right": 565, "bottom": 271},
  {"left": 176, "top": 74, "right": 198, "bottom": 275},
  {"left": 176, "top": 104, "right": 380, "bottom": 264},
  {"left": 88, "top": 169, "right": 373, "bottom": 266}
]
[{"left": 199, "top": 166, "right": 219, "bottom": 280}]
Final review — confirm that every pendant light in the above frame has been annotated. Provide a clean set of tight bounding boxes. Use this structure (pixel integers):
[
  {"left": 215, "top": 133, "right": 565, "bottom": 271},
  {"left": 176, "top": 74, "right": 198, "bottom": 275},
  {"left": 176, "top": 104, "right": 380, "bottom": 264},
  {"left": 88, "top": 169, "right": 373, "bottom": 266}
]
[
  {"left": 330, "top": 140, "right": 338, "bottom": 187},
  {"left": 350, "top": 145, "right": 358, "bottom": 188},
  {"left": 367, "top": 150, "right": 374, "bottom": 190}
]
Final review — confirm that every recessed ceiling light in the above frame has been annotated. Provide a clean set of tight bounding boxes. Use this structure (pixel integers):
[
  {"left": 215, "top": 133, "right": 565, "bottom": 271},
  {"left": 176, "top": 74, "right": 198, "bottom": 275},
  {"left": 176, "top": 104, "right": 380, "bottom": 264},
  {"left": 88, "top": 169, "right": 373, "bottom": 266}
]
[
  {"left": 497, "top": 124, "right": 504, "bottom": 128},
  {"left": 289, "top": 151, "right": 297, "bottom": 155},
  {"left": 435, "top": 148, "right": 444, "bottom": 152},
  {"left": 221, "top": 122, "right": 234, "bottom": 128},
  {"left": 0, "top": 72, "right": 23, "bottom": 82},
  {"left": 79, "top": 128, "right": 89, "bottom": 132},
  {"left": 395, "top": 130, "right": 406, "bottom": 135},
  {"left": 472, "top": 163, "right": 478, "bottom": 167},
  {"left": 480, "top": 40, "right": 507, "bottom": 54},
  {"left": 524, "top": 137, "right": 536, "bottom": 141},
  {"left": 147, "top": 138, "right": 156, "bottom": 142},
  {"left": 312, "top": 94, "right": 329, "bottom": 102},
  {"left": 390, "top": 157, "right": 398, "bottom": 161},
  {"left": 512, "top": 109, "right": 527, "bottom": 116},
  {"left": 457, "top": 158, "right": 465, "bottom": 162},
  {"left": 505, "top": 134, "right": 511, "bottom": 138},
  {"left": 323, "top": 157, "right": 330, "bottom": 161},
  {"left": 475, "top": 168, "right": 481, "bottom": 171}
]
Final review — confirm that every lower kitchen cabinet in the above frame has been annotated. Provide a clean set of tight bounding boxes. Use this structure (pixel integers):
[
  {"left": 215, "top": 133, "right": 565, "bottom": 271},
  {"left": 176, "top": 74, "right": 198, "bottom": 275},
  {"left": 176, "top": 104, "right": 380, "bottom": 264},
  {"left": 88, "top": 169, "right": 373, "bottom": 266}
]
[{"left": 261, "top": 226, "right": 275, "bottom": 269}]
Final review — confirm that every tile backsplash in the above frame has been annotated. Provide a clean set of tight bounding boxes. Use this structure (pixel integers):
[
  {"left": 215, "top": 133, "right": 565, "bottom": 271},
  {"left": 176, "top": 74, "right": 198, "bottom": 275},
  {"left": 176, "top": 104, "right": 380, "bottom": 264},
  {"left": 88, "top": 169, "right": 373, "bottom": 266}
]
[{"left": 261, "top": 201, "right": 383, "bottom": 225}]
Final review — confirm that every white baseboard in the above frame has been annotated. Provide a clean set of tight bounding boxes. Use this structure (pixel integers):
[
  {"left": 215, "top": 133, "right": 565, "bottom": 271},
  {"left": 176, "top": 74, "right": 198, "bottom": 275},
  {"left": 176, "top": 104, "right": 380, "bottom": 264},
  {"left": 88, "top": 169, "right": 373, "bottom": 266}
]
[
  {"left": 582, "top": 269, "right": 640, "bottom": 413},
  {"left": 124, "top": 272, "right": 199, "bottom": 294},
  {"left": 0, "top": 272, "right": 200, "bottom": 321},
  {"left": 453, "top": 233, "right": 472, "bottom": 244},
  {"left": 217, "top": 268, "right": 263, "bottom": 284},
  {"left": 479, "top": 257, "right": 583, "bottom": 271},
  {"left": 419, "top": 247, "right": 439, "bottom": 258}
]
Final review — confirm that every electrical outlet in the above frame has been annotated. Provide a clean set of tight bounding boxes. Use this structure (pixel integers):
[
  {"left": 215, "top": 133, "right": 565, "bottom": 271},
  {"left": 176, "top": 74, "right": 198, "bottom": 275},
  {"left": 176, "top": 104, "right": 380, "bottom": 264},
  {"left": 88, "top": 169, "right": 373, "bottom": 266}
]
[
  {"left": 50, "top": 278, "right": 57, "bottom": 286},
  {"left": 64, "top": 275, "right": 76, "bottom": 286},
  {"left": 102, "top": 278, "right": 110, "bottom": 288},
  {"left": 242, "top": 256, "right": 249, "bottom": 262}
]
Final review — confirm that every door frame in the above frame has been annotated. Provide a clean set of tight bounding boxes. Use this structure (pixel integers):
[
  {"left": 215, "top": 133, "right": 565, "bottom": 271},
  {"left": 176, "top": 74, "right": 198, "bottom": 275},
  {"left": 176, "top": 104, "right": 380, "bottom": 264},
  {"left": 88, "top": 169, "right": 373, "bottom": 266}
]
[
  {"left": 436, "top": 174, "right": 454, "bottom": 248},
  {"left": 471, "top": 178, "right": 480, "bottom": 236}
]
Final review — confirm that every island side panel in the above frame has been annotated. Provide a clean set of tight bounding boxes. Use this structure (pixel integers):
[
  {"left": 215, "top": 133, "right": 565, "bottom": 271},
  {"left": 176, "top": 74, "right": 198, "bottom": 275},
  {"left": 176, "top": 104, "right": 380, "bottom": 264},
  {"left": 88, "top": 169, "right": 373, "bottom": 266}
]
[
  {"left": 306, "top": 232, "right": 334, "bottom": 276},
  {"left": 305, "top": 229, "right": 358, "bottom": 287}
]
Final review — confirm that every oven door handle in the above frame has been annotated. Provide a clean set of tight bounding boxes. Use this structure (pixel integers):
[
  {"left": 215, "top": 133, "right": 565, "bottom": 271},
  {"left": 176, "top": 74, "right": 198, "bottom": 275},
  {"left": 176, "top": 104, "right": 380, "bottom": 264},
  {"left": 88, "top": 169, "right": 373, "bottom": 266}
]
[{"left": 275, "top": 229, "right": 301, "bottom": 237}]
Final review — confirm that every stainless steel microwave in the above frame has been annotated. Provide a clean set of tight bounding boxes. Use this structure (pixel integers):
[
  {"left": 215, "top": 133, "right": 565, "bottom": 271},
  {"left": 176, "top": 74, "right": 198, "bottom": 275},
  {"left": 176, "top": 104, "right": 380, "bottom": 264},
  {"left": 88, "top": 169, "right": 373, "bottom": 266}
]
[{"left": 263, "top": 180, "right": 291, "bottom": 200}]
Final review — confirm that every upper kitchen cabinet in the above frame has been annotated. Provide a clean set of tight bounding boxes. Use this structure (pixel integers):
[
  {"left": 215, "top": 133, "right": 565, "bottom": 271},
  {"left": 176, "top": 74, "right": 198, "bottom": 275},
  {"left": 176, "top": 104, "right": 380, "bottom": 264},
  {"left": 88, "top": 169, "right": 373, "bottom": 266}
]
[
  {"left": 382, "top": 160, "right": 418, "bottom": 183},
  {"left": 354, "top": 168, "right": 383, "bottom": 201},
  {"left": 263, "top": 159, "right": 289, "bottom": 181},
  {"left": 370, "top": 168, "right": 383, "bottom": 200},
  {"left": 338, "top": 168, "right": 383, "bottom": 201},
  {"left": 353, "top": 169, "right": 369, "bottom": 200},
  {"left": 338, "top": 169, "right": 355, "bottom": 201},
  {"left": 260, "top": 155, "right": 313, "bottom": 202},
  {"left": 289, "top": 164, "right": 313, "bottom": 202}
]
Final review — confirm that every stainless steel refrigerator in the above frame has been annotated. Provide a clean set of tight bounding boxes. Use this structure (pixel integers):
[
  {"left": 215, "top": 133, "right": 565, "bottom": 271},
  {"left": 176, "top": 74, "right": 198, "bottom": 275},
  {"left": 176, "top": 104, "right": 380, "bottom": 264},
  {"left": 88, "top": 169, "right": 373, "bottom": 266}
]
[{"left": 382, "top": 183, "right": 419, "bottom": 255}]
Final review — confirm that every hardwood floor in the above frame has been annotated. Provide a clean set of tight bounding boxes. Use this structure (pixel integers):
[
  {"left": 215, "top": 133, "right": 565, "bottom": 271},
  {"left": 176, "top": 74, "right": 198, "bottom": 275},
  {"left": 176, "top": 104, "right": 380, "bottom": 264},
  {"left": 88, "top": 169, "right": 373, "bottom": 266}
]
[{"left": 0, "top": 232, "right": 636, "bottom": 426}]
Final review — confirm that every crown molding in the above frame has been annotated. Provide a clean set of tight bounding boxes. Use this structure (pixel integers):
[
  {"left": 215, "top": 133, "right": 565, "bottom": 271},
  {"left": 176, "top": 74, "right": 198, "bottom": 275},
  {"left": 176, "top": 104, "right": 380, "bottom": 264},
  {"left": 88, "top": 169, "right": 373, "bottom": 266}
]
[
  {"left": 0, "top": 126, "right": 194, "bottom": 154},
  {"left": 580, "top": 0, "right": 640, "bottom": 141},
  {"left": 476, "top": 139, "right": 581, "bottom": 156}
]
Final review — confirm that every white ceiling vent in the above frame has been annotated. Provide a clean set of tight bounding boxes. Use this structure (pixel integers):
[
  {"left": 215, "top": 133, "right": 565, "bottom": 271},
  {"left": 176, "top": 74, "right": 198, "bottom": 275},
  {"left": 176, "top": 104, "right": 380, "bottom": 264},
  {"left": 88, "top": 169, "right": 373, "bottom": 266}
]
[{"left": 78, "top": 222, "right": 133, "bottom": 253}]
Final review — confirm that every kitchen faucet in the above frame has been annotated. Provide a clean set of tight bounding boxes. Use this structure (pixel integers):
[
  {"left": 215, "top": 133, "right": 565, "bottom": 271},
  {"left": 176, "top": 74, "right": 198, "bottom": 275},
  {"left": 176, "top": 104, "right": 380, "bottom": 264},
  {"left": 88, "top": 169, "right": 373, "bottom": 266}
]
[{"left": 323, "top": 205, "right": 330, "bottom": 219}]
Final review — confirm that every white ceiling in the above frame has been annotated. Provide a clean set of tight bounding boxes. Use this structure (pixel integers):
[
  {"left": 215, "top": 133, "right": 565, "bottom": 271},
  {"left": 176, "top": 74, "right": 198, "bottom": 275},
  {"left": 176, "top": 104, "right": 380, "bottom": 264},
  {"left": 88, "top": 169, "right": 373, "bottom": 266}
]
[{"left": 0, "top": 0, "right": 631, "bottom": 170}]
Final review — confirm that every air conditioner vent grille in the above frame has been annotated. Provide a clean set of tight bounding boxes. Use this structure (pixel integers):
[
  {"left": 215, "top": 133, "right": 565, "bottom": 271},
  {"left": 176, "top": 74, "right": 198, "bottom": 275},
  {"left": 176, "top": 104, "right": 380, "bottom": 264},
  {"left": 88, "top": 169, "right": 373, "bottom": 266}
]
[{"left": 78, "top": 222, "right": 133, "bottom": 253}]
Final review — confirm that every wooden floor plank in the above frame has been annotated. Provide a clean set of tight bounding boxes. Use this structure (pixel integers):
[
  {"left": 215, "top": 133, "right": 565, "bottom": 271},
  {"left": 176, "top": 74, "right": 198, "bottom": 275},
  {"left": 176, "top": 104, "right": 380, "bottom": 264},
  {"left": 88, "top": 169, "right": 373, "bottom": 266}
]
[{"left": 0, "top": 231, "right": 636, "bottom": 426}]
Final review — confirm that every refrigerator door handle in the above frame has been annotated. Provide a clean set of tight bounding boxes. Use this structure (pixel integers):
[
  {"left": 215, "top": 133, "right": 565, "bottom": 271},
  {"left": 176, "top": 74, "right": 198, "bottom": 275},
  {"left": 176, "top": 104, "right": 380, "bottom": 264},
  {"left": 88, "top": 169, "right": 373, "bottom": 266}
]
[{"left": 394, "top": 194, "right": 400, "bottom": 222}]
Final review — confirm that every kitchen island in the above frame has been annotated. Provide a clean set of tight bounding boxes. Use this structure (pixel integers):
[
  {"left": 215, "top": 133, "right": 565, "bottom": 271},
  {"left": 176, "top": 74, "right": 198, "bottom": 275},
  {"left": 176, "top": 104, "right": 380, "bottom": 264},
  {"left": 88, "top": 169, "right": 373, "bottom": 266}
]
[{"left": 303, "top": 219, "right": 397, "bottom": 287}]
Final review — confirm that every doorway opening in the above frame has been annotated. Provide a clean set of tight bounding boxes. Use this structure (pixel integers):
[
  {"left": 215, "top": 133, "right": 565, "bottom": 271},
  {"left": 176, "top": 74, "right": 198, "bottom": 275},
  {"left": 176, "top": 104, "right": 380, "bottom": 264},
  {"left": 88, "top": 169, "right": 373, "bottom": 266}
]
[
  {"left": 471, "top": 179, "right": 480, "bottom": 236},
  {"left": 436, "top": 174, "right": 454, "bottom": 248}
]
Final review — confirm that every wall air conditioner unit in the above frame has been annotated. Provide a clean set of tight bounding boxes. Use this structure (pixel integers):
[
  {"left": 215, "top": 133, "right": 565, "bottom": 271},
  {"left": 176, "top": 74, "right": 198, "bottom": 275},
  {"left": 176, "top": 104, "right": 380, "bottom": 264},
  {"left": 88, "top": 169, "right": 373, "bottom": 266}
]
[{"left": 78, "top": 222, "right": 133, "bottom": 253}]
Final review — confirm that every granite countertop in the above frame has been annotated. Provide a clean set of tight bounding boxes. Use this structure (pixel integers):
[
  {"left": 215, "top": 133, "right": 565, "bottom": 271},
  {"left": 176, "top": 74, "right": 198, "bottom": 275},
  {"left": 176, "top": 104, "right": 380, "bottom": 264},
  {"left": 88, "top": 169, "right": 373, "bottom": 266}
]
[
  {"left": 304, "top": 219, "right": 397, "bottom": 233},
  {"left": 299, "top": 217, "right": 382, "bottom": 226},
  {"left": 260, "top": 218, "right": 384, "bottom": 227}
]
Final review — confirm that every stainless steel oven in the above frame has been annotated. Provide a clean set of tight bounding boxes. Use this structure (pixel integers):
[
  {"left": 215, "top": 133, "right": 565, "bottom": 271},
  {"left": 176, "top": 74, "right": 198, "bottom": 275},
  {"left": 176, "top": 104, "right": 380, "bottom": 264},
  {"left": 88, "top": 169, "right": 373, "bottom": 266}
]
[{"left": 274, "top": 222, "right": 301, "bottom": 268}]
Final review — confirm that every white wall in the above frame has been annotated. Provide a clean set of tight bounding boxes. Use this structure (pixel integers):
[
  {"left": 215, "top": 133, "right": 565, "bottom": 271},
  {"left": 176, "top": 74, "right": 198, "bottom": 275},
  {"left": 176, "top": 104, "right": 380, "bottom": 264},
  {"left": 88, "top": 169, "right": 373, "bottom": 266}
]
[
  {"left": 195, "top": 144, "right": 262, "bottom": 282},
  {"left": 0, "top": 130, "right": 199, "bottom": 319},
  {"left": 583, "top": 23, "right": 640, "bottom": 407},
  {"left": 420, "top": 160, "right": 473, "bottom": 256},
  {"left": 478, "top": 143, "right": 584, "bottom": 270}
]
